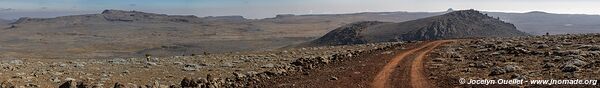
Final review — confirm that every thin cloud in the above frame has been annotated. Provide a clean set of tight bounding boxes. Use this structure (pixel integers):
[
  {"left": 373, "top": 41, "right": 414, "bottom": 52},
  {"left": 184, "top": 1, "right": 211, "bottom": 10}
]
[{"left": 0, "top": 8, "right": 15, "bottom": 11}]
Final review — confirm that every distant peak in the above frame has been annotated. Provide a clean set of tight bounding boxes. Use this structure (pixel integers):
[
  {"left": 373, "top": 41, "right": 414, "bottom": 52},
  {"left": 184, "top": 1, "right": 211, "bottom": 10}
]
[
  {"left": 526, "top": 11, "right": 549, "bottom": 14},
  {"left": 101, "top": 9, "right": 146, "bottom": 14},
  {"left": 446, "top": 8, "right": 454, "bottom": 12}
]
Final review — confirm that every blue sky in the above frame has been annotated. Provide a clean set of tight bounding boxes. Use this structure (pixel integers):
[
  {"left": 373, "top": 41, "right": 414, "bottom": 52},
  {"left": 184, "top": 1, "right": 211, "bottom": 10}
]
[{"left": 0, "top": 0, "right": 599, "bottom": 19}]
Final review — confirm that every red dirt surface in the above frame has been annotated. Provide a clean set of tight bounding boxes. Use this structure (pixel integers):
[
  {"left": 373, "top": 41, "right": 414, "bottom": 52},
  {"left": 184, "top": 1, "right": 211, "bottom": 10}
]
[{"left": 255, "top": 40, "right": 453, "bottom": 88}]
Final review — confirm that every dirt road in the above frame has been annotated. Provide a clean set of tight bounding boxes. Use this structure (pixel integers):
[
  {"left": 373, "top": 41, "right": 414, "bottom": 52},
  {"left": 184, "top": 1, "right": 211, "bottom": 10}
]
[
  {"left": 373, "top": 40, "right": 452, "bottom": 88},
  {"left": 255, "top": 40, "right": 452, "bottom": 88}
]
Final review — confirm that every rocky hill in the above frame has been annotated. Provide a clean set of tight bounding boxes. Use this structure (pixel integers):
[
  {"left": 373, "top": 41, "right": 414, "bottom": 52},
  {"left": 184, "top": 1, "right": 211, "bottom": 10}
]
[
  {"left": 304, "top": 21, "right": 392, "bottom": 46},
  {"left": 305, "top": 10, "right": 530, "bottom": 46}
]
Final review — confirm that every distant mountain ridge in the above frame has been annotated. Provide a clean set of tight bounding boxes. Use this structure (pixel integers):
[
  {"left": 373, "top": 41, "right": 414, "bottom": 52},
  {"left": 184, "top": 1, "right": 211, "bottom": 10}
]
[
  {"left": 1, "top": 9, "right": 599, "bottom": 58},
  {"left": 0, "top": 19, "right": 10, "bottom": 24},
  {"left": 303, "top": 10, "right": 529, "bottom": 46},
  {"left": 12, "top": 10, "right": 249, "bottom": 25}
]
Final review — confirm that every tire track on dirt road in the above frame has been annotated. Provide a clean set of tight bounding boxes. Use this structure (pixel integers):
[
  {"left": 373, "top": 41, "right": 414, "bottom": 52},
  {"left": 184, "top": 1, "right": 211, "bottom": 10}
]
[
  {"left": 254, "top": 40, "right": 452, "bottom": 88},
  {"left": 372, "top": 40, "right": 453, "bottom": 88}
]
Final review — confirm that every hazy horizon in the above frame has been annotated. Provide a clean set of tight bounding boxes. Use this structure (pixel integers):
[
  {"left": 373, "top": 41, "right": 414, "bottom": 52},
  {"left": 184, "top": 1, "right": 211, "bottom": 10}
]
[{"left": 1, "top": 0, "right": 599, "bottom": 19}]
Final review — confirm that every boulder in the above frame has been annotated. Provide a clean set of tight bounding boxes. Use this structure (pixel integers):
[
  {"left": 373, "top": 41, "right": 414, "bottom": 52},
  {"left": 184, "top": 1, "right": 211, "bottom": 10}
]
[
  {"left": 59, "top": 80, "right": 76, "bottom": 88},
  {"left": 565, "top": 59, "right": 588, "bottom": 67},
  {"left": 9, "top": 60, "right": 23, "bottom": 65},
  {"left": 261, "top": 64, "right": 275, "bottom": 68},
  {"left": 554, "top": 50, "right": 582, "bottom": 56},
  {"left": 113, "top": 82, "right": 125, "bottom": 88},
  {"left": 181, "top": 77, "right": 198, "bottom": 87},
  {"left": 489, "top": 66, "right": 507, "bottom": 76},
  {"left": 183, "top": 64, "right": 200, "bottom": 71},
  {"left": 561, "top": 65, "right": 578, "bottom": 72},
  {"left": 0, "top": 81, "right": 15, "bottom": 88},
  {"left": 542, "top": 63, "right": 555, "bottom": 68},
  {"left": 489, "top": 65, "right": 518, "bottom": 76},
  {"left": 537, "top": 44, "right": 550, "bottom": 49},
  {"left": 590, "top": 45, "right": 600, "bottom": 51},
  {"left": 504, "top": 65, "right": 517, "bottom": 73},
  {"left": 221, "top": 63, "right": 234, "bottom": 67}
]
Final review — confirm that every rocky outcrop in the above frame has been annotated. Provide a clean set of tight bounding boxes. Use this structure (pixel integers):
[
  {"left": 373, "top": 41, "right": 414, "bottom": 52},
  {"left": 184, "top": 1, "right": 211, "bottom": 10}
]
[
  {"left": 428, "top": 33, "right": 600, "bottom": 87},
  {"left": 307, "top": 21, "right": 390, "bottom": 46},
  {"left": 396, "top": 10, "right": 529, "bottom": 41},
  {"left": 305, "top": 10, "right": 530, "bottom": 46}
]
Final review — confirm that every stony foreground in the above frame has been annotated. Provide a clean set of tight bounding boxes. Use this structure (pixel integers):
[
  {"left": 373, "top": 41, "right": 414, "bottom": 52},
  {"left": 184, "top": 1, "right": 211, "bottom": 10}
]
[
  {"left": 427, "top": 34, "right": 600, "bottom": 87},
  {"left": 0, "top": 42, "right": 404, "bottom": 88}
]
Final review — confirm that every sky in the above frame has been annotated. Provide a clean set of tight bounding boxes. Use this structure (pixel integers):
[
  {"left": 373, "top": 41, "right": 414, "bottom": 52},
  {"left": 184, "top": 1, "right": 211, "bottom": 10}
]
[{"left": 0, "top": 0, "right": 599, "bottom": 19}]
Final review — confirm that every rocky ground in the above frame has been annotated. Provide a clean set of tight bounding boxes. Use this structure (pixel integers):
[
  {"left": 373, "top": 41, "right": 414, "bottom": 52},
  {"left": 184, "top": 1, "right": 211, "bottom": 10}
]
[
  {"left": 0, "top": 42, "right": 404, "bottom": 88},
  {"left": 427, "top": 33, "right": 600, "bottom": 87}
]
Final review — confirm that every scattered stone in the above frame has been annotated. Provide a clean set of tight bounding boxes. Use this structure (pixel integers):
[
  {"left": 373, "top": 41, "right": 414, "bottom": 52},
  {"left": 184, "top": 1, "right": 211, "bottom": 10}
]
[
  {"left": 555, "top": 50, "right": 582, "bottom": 56},
  {"left": 490, "top": 51, "right": 503, "bottom": 55},
  {"left": 561, "top": 65, "right": 578, "bottom": 72},
  {"left": 589, "top": 46, "right": 600, "bottom": 51},
  {"left": 552, "top": 47, "right": 562, "bottom": 50},
  {"left": 233, "top": 72, "right": 246, "bottom": 78},
  {"left": 537, "top": 44, "right": 549, "bottom": 49},
  {"left": 261, "top": 64, "right": 275, "bottom": 68},
  {"left": 65, "top": 78, "right": 76, "bottom": 81},
  {"left": 0, "top": 81, "right": 15, "bottom": 88},
  {"left": 565, "top": 59, "right": 588, "bottom": 67},
  {"left": 74, "top": 63, "right": 85, "bottom": 67},
  {"left": 122, "top": 70, "right": 130, "bottom": 74},
  {"left": 489, "top": 65, "right": 517, "bottom": 76},
  {"left": 59, "top": 63, "right": 68, "bottom": 67},
  {"left": 51, "top": 77, "right": 61, "bottom": 83},
  {"left": 9, "top": 60, "right": 23, "bottom": 65},
  {"left": 108, "top": 58, "right": 128, "bottom": 64},
  {"left": 221, "top": 63, "right": 234, "bottom": 67},
  {"left": 76, "top": 81, "right": 91, "bottom": 88},
  {"left": 246, "top": 71, "right": 259, "bottom": 76},
  {"left": 504, "top": 65, "right": 517, "bottom": 73},
  {"left": 330, "top": 76, "right": 338, "bottom": 80},
  {"left": 510, "top": 74, "right": 526, "bottom": 80},
  {"left": 542, "top": 63, "right": 555, "bottom": 68},
  {"left": 489, "top": 66, "right": 506, "bottom": 76},
  {"left": 146, "top": 62, "right": 157, "bottom": 66},
  {"left": 476, "top": 48, "right": 491, "bottom": 52},
  {"left": 59, "top": 80, "right": 76, "bottom": 88},
  {"left": 381, "top": 51, "right": 393, "bottom": 54},
  {"left": 113, "top": 82, "right": 125, "bottom": 88},
  {"left": 173, "top": 62, "right": 183, "bottom": 65},
  {"left": 471, "top": 62, "right": 488, "bottom": 68},
  {"left": 183, "top": 64, "right": 200, "bottom": 71},
  {"left": 432, "top": 58, "right": 444, "bottom": 62},
  {"left": 180, "top": 77, "right": 197, "bottom": 87}
]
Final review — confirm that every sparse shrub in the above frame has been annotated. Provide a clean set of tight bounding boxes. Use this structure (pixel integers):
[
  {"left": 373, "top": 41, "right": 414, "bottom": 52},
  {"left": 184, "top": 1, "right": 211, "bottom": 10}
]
[{"left": 145, "top": 54, "right": 152, "bottom": 61}]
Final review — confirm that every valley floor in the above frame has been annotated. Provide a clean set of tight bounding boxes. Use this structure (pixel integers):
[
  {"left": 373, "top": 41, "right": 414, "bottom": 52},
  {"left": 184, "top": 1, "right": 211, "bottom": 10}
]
[
  {"left": 2, "top": 34, "right": 600, "bottom": 88},
  {"left": 0, "top": 41, "right": 403, "bottom": 87}
]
